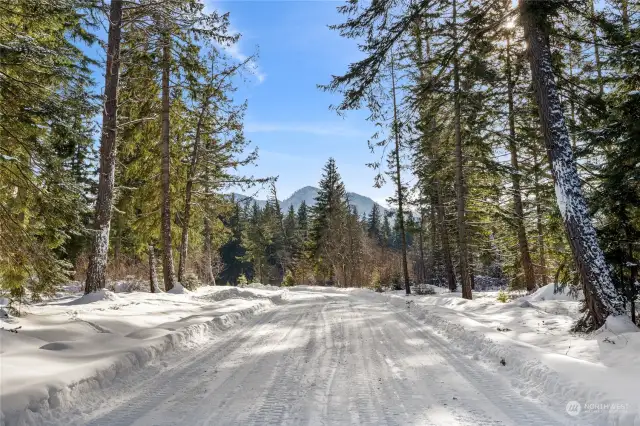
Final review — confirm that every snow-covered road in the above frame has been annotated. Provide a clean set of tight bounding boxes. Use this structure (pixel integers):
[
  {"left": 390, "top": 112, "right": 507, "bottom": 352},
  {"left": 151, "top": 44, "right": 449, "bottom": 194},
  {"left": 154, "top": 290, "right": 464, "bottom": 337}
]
[{"left": 54, "top": 290, "right": 571, "bottom": 426}]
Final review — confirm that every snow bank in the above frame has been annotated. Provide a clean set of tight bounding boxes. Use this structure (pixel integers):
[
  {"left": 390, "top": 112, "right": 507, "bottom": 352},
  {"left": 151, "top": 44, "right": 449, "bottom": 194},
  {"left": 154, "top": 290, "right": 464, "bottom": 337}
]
[
  {"left": 363, "top": 288, "right": 640, "bottom": 425},
  {"left": 597, "top": 315, "right": 639, "bottom": 335},
  {"left": 525, "top": 283, "right": 583, "bottom": 302},
  {"left": 64, "top": 289, "right": 118, "bottom": 305},
  {"left": 0, "top": 286, "right": 286, "bottom": 426},
  {"left": 167, "top": 283, "right": 190, "bottom": 294}
]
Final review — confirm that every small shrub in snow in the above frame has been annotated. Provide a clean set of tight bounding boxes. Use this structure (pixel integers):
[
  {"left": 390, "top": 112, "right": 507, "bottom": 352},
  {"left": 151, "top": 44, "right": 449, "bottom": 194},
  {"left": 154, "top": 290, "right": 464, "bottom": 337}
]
[
  {"left": 473, "top": 275, "right": 507, "bottom": 291},
  {"left": 281, "top": 271, "right": 295, "bottom": 287},
  {"left": 414, "top": 284, "right": 436, "bottom": 295},
  {"left": 370, "top": 270, "right": 384, "bottom": 292},
  {"left": 182, "top": 273, "right": 201, "bottom": 291},
  {"left": 237, "top": 274, "right": 248, "bottom": 287},
  {"left": 496, "top": 290, "right": 509, "bottom": 303},
  {"left": 390, "top": 271, "right": 402, "bottom": 291},
  {"left": 110, "top": 279, "right": 145, "bottom": 293}
]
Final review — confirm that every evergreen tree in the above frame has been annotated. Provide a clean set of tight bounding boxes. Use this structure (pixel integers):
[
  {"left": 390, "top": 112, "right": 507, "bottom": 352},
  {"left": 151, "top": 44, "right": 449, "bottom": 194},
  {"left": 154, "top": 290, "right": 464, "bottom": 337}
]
[
  {"left": 519, "top": 0, "right": 626, "bottom": 328},
  {"left": 309, "top": 158, "right": 349, "bottom": 285},
  {"left": 1, "top": 0, "right": 97, "bottom": 299},
  {"left": 367, "top": 203, "right": 383, "bottom": 242}
]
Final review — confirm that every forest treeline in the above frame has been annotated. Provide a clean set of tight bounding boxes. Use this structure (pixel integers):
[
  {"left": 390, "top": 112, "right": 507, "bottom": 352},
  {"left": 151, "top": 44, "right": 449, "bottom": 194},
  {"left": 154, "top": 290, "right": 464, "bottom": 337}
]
[
  {"left": 0, "top": 0, "right": 638, "bottom": 330},
  {"left": 321, "top": 0, "right": 638, "bottom": 330}
]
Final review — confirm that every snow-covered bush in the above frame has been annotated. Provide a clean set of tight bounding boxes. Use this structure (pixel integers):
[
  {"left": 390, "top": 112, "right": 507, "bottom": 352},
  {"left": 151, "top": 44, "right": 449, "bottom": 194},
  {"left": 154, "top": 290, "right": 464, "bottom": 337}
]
[{"left": 496, "top": 290, "right": 509, "bottom": 303}]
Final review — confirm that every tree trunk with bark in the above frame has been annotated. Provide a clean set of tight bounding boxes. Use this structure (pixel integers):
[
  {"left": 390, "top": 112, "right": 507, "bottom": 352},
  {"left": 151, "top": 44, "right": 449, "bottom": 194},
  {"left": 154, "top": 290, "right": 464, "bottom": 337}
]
[
  {"left": 520, "top": 1, "right": 626, "bottom": 328},
  {"left": 532, "top": 142, "right": 549, "bottom": 288},
  {"left": 178, "top": 111, "right": 205, "bottom": 283},
  {"left": 452, "top": 0, "right": 472, "bottom": 299},
  {"left": 148, "top": 244, "right": 159, "bottom": 293},
  {"left": 418, "top": 209, "right": 427, "bottom": 284},
  {"left": 506, "top": 33, "right": 537, "bottom": 292},
  {"left": 84, "top": 0, "right": 123, "bottom": 294},
  {"left": 590, "top": 0, "right": 604, "bottom": 96},
  {"left": 203, "top": 216, "right": 216, "bottom": 285},
  {"left": 426, "top": 201, "right": 437, "bottom": 285},
  {"left": 390, "top": 55, "right": 411, "bottom": 295},
  {"left": 160, "top": 32, "right": 176, "bottom": 291},
  {"left": 436, "top": 183, "right": 457, "bottom": 291}
]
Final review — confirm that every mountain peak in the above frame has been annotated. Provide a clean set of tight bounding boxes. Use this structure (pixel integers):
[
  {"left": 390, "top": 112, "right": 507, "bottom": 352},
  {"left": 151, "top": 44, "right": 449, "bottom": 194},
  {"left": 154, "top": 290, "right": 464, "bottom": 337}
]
[{"left": 234, "top": 186, "right": 387, "bottom": 218}]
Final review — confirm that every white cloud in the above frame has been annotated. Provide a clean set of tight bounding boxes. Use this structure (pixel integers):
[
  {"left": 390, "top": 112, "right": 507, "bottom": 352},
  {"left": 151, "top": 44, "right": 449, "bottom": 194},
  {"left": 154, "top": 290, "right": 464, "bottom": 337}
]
[
  {"left": 204, "top": 1, "right": 266, "bottom": 83},
  {"left": 245, "top": 121, "right": 370, "bottom": 137},
  {"left": 222, "top": 40, "right": 266, "bottom": 84}
]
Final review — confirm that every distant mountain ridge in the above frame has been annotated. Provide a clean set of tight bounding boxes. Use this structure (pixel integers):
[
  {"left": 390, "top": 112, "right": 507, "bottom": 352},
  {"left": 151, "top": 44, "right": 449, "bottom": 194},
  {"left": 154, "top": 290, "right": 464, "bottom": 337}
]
[{"left": 232, "top": 186, "right": 389, "bottom": 218}]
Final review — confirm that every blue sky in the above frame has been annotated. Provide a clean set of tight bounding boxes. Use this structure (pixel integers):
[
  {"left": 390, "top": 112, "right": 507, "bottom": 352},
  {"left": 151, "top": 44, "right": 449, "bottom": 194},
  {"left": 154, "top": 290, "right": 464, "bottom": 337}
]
[
  {"left": 212, "top": 1, "right": 393, "bottom": 205},
  {"left": 84, "top": 1, "right": 394, "bottom": 205}
]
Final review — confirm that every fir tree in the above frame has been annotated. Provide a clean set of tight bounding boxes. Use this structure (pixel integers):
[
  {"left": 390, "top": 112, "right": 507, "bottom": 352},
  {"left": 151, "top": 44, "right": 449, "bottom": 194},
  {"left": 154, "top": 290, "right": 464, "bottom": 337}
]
[{"left": 309, "top": 158, "right": 349, "bottom": 285}]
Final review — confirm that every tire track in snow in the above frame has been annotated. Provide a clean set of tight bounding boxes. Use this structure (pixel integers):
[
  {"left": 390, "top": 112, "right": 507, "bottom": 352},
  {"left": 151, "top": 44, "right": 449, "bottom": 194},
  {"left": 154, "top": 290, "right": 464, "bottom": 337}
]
[
  {"left": 240, "top": 304, "right": 320, "bottom": 426},
  {"left": 82, "top": 307, "right": 283, "bottom": 426},
  {"left": 392, "top": 304, "right": 571, "bottom": 425},
  {"left": 166, "top": 301, "right": 316, "bottom": 426}
]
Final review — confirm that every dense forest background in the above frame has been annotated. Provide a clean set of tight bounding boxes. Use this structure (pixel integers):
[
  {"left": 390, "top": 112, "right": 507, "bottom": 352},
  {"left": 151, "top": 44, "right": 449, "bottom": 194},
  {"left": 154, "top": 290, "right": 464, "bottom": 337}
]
[{"left": 0, "top": 0, "right": 637, "bottom": 330}]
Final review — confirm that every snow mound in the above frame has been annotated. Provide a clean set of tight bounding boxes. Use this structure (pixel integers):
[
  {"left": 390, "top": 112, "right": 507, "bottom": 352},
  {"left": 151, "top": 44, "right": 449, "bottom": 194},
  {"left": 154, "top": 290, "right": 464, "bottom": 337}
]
[
  {"left": 0, "top": 286, "right": 283, "bottom": 425},
  {"left": 125, "top": 328, "right": 171, "bottom": 340},
  {"left": 526, "top": 283, "right": 582, "bottom": 302},
  {"left": 67, "top": 289, "right": 118, "bottom": 305},
  {"left": 167, "top": 283, "right": 190, "bottom": 294},
  {"left": 39, "top": 342, "right": 74, "bottom": 351},
  {"left": 597, "top": 315, "right": 639, "bottom": 335}
]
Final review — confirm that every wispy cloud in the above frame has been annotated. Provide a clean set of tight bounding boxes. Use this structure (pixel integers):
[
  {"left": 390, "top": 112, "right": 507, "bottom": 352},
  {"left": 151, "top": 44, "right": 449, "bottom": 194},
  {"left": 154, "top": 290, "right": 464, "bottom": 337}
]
[
  {"left": 245, "top": 121, "right": 370, "bottom": 137},
  {"left": 204, "top": 1, "right": 266, "bottom": 83},
  {"left": 222, "top": 40, "right": 266, "bottom": 84}
]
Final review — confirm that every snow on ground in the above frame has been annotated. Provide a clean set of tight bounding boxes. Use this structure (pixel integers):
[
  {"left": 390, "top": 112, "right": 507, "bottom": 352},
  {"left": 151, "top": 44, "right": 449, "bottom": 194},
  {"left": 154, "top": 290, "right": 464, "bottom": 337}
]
[
  {"left": 368, "top": 284, "right": 640, "bottom": 425},
  {"left": 2, "top": 283, "right": 639, "bottom": 426},
  {"left": 0, "top": 285, "right": 287, "bottom": 425},
  {"left": 8, "top": 287, "right": 570, "bottom": 426}
]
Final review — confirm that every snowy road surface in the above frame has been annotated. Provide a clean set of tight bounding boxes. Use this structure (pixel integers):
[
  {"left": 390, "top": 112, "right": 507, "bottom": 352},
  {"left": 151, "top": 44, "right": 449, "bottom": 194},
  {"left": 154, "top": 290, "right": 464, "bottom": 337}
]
[{"left": 54, "top": 290, "right": 571, "bottom": 426}]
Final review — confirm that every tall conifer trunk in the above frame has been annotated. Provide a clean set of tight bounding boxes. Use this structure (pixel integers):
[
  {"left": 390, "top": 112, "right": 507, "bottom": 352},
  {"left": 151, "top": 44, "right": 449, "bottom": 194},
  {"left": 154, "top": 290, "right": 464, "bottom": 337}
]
[
  {"left": 148, "top": 245, "right": 159, "bottom": 293},
  {"left": 84, "top": 0, "right": 123, "bottom": 294},
  {"left": 390, "top": 55, "right": 411, "bottom": 295},
  {"left": 590, "top": 0, "right": 604, "bottom": 95},
  {"left": 437, "top": 183, "right": 457, "bottom": 292},
  {"left": 452, "top": 0, "right": 472, "bottom": 299},
  {"left": 506, "top": 33, "right": 536, "bottom": 292},
  {"left": 532, "top": 142, "right": 549, "bottom": 288},
  {"left": 426, "top": 201, "right": 437, "bottom": 286},
  {"left": 178, "top": 111, "right": 206, "bottom": 283},
  {"left": 203, "top": 216, "right": 216, "bottom": 285},
  {"left": 418, "top": 209, "right": 427, "bottom": 283},
  {"left": 520, "top": 0, "right": 626, "bottom": 327},
  {"left": 160, "top": 32, "right": 176, "bottom": 291}
]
